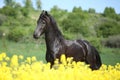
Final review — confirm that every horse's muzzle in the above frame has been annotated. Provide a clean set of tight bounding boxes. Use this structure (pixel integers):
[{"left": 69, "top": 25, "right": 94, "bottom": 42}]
[{"left": 33, "top": 34, "right": 39, "bottom": 39}]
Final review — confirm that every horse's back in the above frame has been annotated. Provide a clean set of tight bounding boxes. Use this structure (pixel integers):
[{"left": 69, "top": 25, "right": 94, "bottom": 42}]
[{"left": 64, "top": 40, "right": 87, "bottom": 61}]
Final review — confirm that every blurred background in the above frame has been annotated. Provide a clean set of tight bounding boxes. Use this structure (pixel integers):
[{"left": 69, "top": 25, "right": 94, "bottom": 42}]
[{"left": 0, "top": 0, "right": 120, "bottom": 65}]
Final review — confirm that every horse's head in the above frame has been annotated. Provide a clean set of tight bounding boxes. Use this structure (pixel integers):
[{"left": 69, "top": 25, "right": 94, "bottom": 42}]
[{"left": 33, "top": 10, "right": 50, "bottom": 39}]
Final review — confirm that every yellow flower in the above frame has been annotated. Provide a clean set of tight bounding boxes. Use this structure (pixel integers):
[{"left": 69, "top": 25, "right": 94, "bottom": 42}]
[
  {"left": 0, "top": 52, "right": 120, "bottom": 80},
  {"left": 5, "top": 57, "right": 10, "bottom": 61},
  {"left": 1, "top": 62, "right": 7, "bottom": 66},
  {"left": 60, "top": 54, "right": 67, "bottom": 65},
  {"left": 19, "top": 55, "right": 24, "bottom": 60},
  {"left": 10, "top": 55, "right": 18, "bottom": 67},
  {"left": 1, "top": 52, "right": 6, "bottom": 58},
  {"left": 31, "top": 56, "right": 37, "bottom": 62},
  {"left": 26, "top": 57, "right": 31, "bottom": 64},
  {"left": 0, "top": 52, "right": 6, "bottom": 61}
]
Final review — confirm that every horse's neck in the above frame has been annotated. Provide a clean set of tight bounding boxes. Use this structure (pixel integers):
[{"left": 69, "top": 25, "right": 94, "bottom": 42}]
[{"left": 45, "top": 25, "right": 64, "bottom": 52}]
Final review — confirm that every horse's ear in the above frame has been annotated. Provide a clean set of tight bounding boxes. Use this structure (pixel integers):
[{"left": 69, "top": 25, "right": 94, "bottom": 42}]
[
  {"left": 45, "top": 11, "right": 49, "bottom": 16},
  {"left": 42, "top": 10, "right": 45, "bottom": 14}
]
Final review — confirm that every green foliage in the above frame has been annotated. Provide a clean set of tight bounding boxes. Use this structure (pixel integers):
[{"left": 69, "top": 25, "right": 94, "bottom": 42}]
[
  {"left": 20, "top": 0, "right": 34, "bottom": 17},
  {"left": 50, "top": 5, "right": 68, "bottom": 23},
  {"left": 24, "top": 0, "right": 33, "bottom": 11},
  {"left": 14, "top": 2, "right": 22, "bottom": 9},
  {"left": 36, "top": 0, "right": 41, "bottom": 10},
  {"left": 72, "top": 7, "right": 82, "bottom": 12},
  {"left": 116, "top": 14, "right": 120, "bottom": 21},
  {"left": 0, "top": 14, "right": 7, "bottom": 25},
  {"left": 20, "top": 7, "right": 29, "bottom": 17},
  {"left": 96, "top": 19, "right": 120, "bottom": 37},
  {"left": 4, "top": 0, "right": 15, "bottom": 7},
  {"left": 1, "top": 17, "right": 21, "bottom": 27},
  {"left": 61, "top": 8, "right": 90, "bottom": 37},
  {"left": 8, "top": 27, "right": 27, "bottom": 42},
  {"left": 86, "top": 37, "right": 102, "bottom": 53},
  {"left": 88, "top": 8, "right": 96, "bottom": 13},
  {"left": 0, "top": 2, "right": 120, "bottom": 50},
  {"left": 103, "top": 7, "right": 117, "bottom": 19},
  {"left": 102, "top": 35, "right": 120, "bottom": 48},
  {"left": 0, "top": 28, "right": 5, "bottom": 38},
  {"left": 0, "top": 6, "right": 18, "bottom": 18}
]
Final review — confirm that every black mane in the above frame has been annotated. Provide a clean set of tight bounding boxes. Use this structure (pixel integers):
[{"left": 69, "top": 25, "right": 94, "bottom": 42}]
[{"left": 48, "top": 13, "right": 64, "bottom": 41}]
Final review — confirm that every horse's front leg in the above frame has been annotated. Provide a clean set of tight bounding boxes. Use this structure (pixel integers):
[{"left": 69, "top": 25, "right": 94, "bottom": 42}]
[{"left": 45, "top": 52, "right": 54, "bottom": 68}]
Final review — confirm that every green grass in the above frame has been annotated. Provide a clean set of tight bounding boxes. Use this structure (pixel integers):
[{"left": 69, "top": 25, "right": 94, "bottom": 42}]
[
  {"left": 100, "top": 48, "right": 120, "bottom": 65},
  {"left": 0, "top": 39, "right": 46, "bottom": 62},
  {"left": 0, "top": 39, "right": 120, "bottom": 65}
]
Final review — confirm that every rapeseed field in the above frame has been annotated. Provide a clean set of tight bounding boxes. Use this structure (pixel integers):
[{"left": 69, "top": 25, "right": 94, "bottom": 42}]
[{"left": 0, "top": 52, "right": 120, "bottom": 80}]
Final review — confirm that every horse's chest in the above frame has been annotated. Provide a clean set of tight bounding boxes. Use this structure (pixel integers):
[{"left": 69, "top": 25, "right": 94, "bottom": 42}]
[
  {"left": 52, "top": 40, "right": 62, "bottom": 58},
  {"left": 53, "top": 44, "right": 60, "bottom": 54}
]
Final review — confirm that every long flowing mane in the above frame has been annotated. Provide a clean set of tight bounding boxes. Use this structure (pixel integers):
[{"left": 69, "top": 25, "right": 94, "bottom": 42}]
[{"left": 48, "top": 14, "right": 64, "bottom": 41}]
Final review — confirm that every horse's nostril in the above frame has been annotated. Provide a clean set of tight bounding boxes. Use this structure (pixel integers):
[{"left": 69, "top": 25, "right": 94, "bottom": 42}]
[
  {"left": 33, "top": 34, "right": 38, "bottom": 39},
  {"left": 33, "top": 34, "right": 35, "bottom": 38}
]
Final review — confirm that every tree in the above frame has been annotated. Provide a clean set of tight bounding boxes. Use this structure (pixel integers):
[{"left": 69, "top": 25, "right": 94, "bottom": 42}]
[
  {"left": 0, "top": 6, "right": 18, "bottom": 18},
  {"left": 14, "top": 2, "right": 22, "bottom": 9},
  {"left": 22, "top": 0, "right": 33, "bottom": 17},
  {"left": 72, "top": 7, "right": 82, "bottom": 13},
  {"left": 103, "top": 7, "right": 116, "bottom": 19},
  {"left": 88, "top": 8, "right": 96, "bottom": 13},
  {"left": 21, "top": 7, "right": 29, "bottom": 17},
  {"left": 61, "top": 11, "right": 90, "bottom": 37},
  {"left": 36, "top": 0, "right": 41, "bottom": 10},
  {"left": 50, "top": 5, "right": 68, "bottom": 23},
  {"left": 4, "top": 0, "right": 15, "bottom": 7},
  {"left": 24, "top": 0, "right": 33, "bottom": 10}
]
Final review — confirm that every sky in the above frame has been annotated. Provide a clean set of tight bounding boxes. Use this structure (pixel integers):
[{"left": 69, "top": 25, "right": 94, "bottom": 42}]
[{"left": 0, "top": 0, "right": 120, "bottom": 13}]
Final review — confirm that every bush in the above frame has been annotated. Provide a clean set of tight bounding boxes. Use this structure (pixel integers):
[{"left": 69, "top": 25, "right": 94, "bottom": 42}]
[
  {"left": 0, "top": 14, "right": 7, "bottom": 25},
  {"left": 8, "top": 27, "right": 27, "bottom": 42},
  {"left": 21, "top": 7, "right": 29, "bottom": 17},
  {"left": 102, "top": 35, "right": 120, "bottom": 48},
  {"left": 0, "top": 29, "right": 4, "bottom": 38},
  {"left": 96, "top": 19, "right": 120, "bottom": 37},
  {"left": 87, "top": 37, "right": 102, "bottom": 53},
  {"left": 0, "top": 6, "right": 18, "bottom": 18},
  {"left": 0, "top": 26, "right": 9, "bottom": 39},
  {"left": 61, "top": 11, "right": 90, "bottom": 37}
]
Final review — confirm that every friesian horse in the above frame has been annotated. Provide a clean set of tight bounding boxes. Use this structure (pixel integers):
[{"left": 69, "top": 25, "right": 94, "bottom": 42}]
[{"left": 33, "top": 10, "right": 102, "bottom": 70}]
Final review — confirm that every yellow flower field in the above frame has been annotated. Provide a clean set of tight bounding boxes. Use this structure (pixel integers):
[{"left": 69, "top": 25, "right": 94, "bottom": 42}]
[{"left": 0, "top": 52, "right": 120, "bottom": 80}]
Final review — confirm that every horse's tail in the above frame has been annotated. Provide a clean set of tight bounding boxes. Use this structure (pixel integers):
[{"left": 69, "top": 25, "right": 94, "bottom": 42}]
[
  {"left": 83, "top": 40, "right": 102, "bottom": 70},
  {"left": 94, "top": 47, "right": 102, "bottom": 69}
]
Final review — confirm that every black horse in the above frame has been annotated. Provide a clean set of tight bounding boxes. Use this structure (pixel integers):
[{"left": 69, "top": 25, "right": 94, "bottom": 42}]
[{"left": 33, "top": 10, "right": 102, "bottom": 70}]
